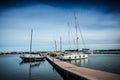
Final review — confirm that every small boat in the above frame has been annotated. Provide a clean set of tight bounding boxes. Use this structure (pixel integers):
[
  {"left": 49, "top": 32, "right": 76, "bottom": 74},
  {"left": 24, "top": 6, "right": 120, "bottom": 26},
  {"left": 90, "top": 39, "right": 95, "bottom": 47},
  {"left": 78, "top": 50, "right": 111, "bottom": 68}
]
[{"left": 20, "top": 29, "right": 45, "bottom": 62}]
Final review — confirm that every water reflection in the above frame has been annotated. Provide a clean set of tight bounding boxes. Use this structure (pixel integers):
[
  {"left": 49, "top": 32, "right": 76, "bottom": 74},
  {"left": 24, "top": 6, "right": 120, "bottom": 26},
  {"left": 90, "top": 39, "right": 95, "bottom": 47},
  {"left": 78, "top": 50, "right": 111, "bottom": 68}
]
[
  {"left": 0, "top": 54, "right": 64, "bottom": 80},
  {"left": 19, "top": 60, "right": 45, "bottom": 80},
  {"left": 19, "top": 60, "right": 45, "bottom": 68},
  {"left": 66, "top": 59, "right": 88, "bottom": 67}
]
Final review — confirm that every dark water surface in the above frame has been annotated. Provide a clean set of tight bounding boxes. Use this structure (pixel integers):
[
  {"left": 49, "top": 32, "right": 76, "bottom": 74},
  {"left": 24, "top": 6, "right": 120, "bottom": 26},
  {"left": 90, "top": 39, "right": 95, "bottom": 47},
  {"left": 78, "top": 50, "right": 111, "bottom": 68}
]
[
  {"left": 0, "top": 54, "right": 64, "bottom": 80},
  {"left": 66, "top": 54, "right": 120, "bottom": 74},
  {"left": 0, "top": 54, "right": 120, "bottom": 80}
]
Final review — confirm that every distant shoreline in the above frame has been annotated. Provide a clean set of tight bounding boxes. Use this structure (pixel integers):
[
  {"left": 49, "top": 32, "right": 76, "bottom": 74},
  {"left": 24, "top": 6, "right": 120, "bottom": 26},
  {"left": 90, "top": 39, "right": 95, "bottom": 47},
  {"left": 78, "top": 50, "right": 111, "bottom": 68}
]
[
  {"left": 0, "top": 49, "right": 120, "bottom": 55},
  {"left": 93, "top": 49, "right": 120, "bottom": 54}
]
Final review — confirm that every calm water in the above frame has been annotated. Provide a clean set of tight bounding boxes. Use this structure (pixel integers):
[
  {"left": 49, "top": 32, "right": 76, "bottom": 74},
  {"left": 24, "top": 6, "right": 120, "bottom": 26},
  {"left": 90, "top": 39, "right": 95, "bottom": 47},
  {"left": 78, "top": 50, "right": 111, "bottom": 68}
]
[
  {"left": 0, "top": 54, "right": 64, "bottom": 80},
  {"left": 66, "top": 54, "right": 120, "bottom": 74},
  {"left": 0, "top": 54, "right": 120, "bottom": 80}
]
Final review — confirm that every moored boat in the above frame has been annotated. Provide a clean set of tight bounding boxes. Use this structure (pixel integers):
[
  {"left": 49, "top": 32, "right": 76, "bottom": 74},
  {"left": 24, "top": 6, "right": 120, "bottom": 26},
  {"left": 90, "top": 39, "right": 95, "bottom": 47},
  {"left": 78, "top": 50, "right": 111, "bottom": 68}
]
[
  {"left": 20, "top": 54, "right": 45, "bottom": 61},
  {"left": 58, "top": 51, "right": 88, "bottom": 60},
  {"left": 57, "top": 13, "right": 89, "bottom": 60},
  {"left": 20, "top": 29, "right": 45, "bottom": 62}
]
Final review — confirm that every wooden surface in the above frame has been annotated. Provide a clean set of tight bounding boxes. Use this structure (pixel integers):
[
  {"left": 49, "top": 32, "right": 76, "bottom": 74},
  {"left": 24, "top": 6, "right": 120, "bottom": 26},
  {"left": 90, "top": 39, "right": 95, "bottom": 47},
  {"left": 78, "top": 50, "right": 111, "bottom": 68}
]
[{"left": 47, "top": 56, "right": 120, "bottom": 80}]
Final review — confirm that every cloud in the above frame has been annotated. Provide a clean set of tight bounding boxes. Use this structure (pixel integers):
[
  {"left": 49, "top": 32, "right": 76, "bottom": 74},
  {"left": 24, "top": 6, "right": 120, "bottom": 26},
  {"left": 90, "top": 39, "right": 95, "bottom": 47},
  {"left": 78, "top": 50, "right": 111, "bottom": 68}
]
[
  {"left": 1, "top": 0, "right": 120, "bottom": 14},
  {"left": 83, "top": 29, "right": 120, "bottom": 41},
  {"left": 61, "top": 28, "right": 120, "bottom": 43},
  {"left": 87, "top": 44, "right": 120, "bottom": 50},
  {"left": 0, "top": 1, "right": 120, "bottom": 51}
]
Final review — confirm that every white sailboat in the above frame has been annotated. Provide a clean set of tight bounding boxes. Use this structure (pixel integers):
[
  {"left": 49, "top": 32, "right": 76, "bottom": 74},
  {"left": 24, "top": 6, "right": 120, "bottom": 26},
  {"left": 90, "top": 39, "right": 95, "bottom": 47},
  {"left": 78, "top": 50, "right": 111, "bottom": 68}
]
[
  {"left": 20, "top": 29, "right": 45, "bottom": 61},
  {"left": 59, "top": 13, "right": 88, "bottom": 60}
]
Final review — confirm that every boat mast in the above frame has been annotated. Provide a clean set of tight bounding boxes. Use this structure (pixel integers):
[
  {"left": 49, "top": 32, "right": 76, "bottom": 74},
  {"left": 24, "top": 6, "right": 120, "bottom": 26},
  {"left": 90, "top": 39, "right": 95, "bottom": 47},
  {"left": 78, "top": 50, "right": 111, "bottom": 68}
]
[
  {"left": 30, "top": 29, "right": 33, "bottom": 55},
  {"left": 68, "top": 23, "right": 71, "bottom": 50},
  {"left": 78, "top": 24, "right": 86, "bottom": 49},
  {"left": 55, "top": 40, "right": 57, "bottom": 52},
  {"left": 60, "top": 36, "right": 62, "bottom": 53},
  {"left": 74, "top": 13, "right": 79, "bottom": 51}
]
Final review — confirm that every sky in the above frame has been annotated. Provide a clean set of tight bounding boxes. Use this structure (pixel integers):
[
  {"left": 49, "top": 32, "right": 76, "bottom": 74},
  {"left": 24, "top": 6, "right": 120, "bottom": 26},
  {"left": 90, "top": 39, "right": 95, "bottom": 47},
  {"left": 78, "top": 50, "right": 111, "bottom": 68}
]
[{"left": 0, "top": 0, "right": 120, "bottom": 52}]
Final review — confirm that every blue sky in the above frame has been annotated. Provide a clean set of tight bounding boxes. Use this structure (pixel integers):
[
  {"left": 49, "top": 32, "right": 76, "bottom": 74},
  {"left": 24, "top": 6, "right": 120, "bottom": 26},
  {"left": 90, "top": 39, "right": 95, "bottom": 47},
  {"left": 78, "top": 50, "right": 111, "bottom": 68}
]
[{"left": 0, "top": 0, "right": 120, "bottom": 51}]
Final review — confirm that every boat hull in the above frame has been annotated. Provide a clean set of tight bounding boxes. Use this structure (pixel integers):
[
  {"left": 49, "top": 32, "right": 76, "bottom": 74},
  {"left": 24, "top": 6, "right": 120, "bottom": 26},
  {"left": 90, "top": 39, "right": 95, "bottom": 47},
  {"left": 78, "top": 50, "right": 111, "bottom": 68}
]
[
  {"left": 60, "top": 57, "right": 88, "bottom": 61},
  {"left": 20, "top": 56, "right": 45, "bottom": 62},
  {"left": 58, "top": 53, "right": 88, "bottom": 61}
]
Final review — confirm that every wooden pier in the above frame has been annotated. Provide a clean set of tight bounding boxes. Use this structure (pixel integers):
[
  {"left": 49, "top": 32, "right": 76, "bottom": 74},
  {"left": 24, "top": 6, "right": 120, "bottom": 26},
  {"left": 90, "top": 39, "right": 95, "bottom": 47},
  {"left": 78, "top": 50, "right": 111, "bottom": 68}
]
[{"left": 47, "top": 56, "right": 120, "bottom": 80}]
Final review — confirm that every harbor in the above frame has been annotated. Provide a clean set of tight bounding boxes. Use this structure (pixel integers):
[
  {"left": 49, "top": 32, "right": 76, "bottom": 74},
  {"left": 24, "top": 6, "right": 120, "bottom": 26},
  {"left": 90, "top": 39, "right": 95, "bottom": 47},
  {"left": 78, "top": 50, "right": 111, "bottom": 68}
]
[{"left": 0, "top": 0, "right": 120, "bottom": 80}]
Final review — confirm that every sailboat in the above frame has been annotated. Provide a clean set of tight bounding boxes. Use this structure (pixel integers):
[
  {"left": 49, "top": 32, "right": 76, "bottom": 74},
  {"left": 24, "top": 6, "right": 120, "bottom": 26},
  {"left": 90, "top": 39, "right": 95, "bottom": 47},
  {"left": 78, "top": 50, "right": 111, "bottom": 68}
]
[
  {"left": 20, "top": 29, "right": 45, "bottom": 61},
  {"left": 59, "top": 13, "right": 88, "bottom": 60}
]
